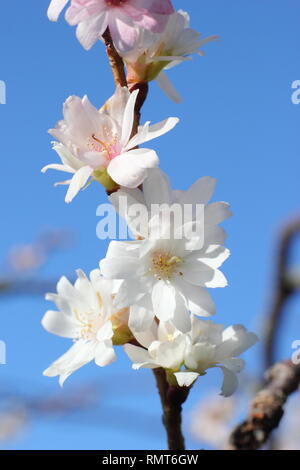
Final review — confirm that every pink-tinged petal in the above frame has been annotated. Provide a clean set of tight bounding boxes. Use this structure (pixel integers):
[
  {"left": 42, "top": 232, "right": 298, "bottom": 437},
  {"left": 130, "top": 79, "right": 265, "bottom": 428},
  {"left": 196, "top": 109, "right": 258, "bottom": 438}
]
[
  {"left": 47, "top": 0, "right": 69, "bottom": 22},
  {"left": 65, "top": 165, "right": 93, "bottom": 203},
  {"left": 65, "top": 1, "right": 105, "bottom": 26},
  {"left": 107, "top": 148, "right": 159, "bottom": 188},
  {"left": 108, "top": 12, "right": 137, "bottom": 52},
  {"left": 147, "top": 0, "right": 174, "bottom": 15},
  {"left": 76, "top": 12, "right": 108, "bottom": 50}
]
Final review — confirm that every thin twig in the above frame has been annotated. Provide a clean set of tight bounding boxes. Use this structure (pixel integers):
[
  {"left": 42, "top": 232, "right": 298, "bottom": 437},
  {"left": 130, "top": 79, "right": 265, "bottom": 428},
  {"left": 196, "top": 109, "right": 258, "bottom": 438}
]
[
  {"left": 102, "top": 28, "right": 127, "bottom": 88},
  {"left": 153, "top": 369, "right": 190, "bottom": 450},
  {"left": 264, "top": 217, "right": 300, "bottom": 369},
  {"left": 230, "top": 360, "right": 300, "bottom": 450}
]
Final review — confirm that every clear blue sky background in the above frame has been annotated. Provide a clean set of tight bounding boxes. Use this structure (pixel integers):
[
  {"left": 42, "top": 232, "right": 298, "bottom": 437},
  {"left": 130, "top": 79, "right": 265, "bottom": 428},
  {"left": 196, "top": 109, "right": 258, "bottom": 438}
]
[{"left": 0, "top": 0, "right": 300, "bottom": 450}]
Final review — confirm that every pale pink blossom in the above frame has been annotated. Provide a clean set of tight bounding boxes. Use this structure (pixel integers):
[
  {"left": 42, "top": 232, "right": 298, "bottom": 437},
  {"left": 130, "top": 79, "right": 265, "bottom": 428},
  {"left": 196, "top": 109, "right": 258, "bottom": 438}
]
[
  {"left": 47, "top": 0, "right": 174, "bottom": 51},
  {"left": 42, "top": 86, "right": 179, "bottom": 202}
]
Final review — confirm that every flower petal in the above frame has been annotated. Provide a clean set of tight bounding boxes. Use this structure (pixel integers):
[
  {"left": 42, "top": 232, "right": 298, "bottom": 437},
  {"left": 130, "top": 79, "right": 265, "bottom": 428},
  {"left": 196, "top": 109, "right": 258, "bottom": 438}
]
[
  {"left": 124, "top": 344, "right": 156, "bottom": 369},
  {"left": 151, "top": 280, "right": 176, "bottom": 321},
  {"left": 47, "top": 0, "right": 69, "bottom": 21},
  {"left": 174, "top": 371, "right": 199, "bottom": 387},
  {"left": 156, "top": 72, "right": 182, "bottom": 103},
  {"left": 219, "top": 366, "right": 239, "bottom": 397},
  {"left": 41, "top": 310, "right": 77, "bottom": 339},
  {"left": 107, "top": 148, "right": 159, "bottom": 188},
  {"left": 120, "top": 89, "right": 139, "bottom": 146},
  {"left": 65, "top": 166, "right": 93, "bottom": 203},
  {"left": 129, "top": 305, "right": 154, "bottom": 333},
  {"left": 126, "top": 116, "right": 179, "bottom": 149},
  {"left": 76, "top": 12, "right": 108, "bottom": 50}
]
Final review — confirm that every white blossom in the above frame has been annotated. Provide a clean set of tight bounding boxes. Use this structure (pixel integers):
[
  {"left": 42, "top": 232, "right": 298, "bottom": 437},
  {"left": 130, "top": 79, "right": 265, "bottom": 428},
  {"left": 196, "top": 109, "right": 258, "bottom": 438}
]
[
  {"left": 100, "top": 207, "right": 230, "bottom": 332},
  {"left": 125, "top": 317, "right": 258, "bottom": 396},
  {"left": 42, "top": 269, "right": 130, "bottom": 385},
  {"left": 109, "top": 168, "right": 232, "bottom": 245}
]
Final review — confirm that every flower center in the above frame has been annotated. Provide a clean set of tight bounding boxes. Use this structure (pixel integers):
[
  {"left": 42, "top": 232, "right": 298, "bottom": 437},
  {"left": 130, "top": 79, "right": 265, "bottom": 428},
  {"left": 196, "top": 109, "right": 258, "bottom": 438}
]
[
  {"left": 150, "top": 251, "right": 183, "bottom": 280},
  {"left": 74, "top": 293, "right": 104, "bottom": 341},
  {"left": 105, "top": 0, "right": 127, "bottom": 7},
  {"left": 87, "top": 132, "right": 121, "bottom": 162}
]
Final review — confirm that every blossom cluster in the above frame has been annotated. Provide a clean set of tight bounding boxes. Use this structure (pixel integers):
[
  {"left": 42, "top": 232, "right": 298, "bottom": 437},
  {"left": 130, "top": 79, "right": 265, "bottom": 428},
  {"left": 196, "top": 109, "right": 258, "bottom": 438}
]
[{"left": 42, "top": 0, "right": 258, "bottom": 398}]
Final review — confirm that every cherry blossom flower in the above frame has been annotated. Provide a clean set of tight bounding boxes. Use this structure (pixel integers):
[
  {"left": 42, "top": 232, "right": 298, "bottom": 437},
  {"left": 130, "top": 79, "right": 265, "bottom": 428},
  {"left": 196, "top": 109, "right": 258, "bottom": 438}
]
[
  {"left": 47, "top": 0, "right": 174, "bottom": 52},
  {"left": 109, "top": 168, "right": 232, "bottom": 245},
  {"left": 42, "top": 86, "right": 179, "bottom": 202},
  {"left": 124, "top": 10, "right": 217, "bottom": 102},
  {"left": 100, "top": 206, "right": 230, "bottom": 332},
  {"left": 42, "top": 269, "right": 131, "bottom": 385},
  {"left": 125, "top": 317, "right": 258, "bottom": 396}
]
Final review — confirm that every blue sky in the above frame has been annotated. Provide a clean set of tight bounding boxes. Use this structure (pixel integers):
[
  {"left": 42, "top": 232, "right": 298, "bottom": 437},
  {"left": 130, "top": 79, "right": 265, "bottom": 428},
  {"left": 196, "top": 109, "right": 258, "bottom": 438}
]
[{"left": 0, "top": 0, "right": 300, "bottom": 450}]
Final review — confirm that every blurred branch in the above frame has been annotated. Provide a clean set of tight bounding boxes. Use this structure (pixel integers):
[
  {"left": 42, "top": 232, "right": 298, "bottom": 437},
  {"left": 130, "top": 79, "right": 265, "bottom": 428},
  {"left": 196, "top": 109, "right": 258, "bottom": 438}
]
[
  {"left": 264, "top": 217, "right": 300, "bottom": 369},
  {"left": 0, "top": 279, "right": 58, "bottom": 297},
  {"left": 230, "top": 360, "right": 300, "bottom": 450}
]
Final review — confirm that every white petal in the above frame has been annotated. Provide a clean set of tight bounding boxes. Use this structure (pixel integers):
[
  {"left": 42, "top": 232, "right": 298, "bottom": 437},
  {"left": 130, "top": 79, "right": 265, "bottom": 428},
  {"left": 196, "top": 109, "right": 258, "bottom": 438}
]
[
  {"left": 178, "top": 176, "right": 216, "bottom": 206},
  {"left": 124, "top": 344, "right": 156, "bottom": 369},
  {"left": 219, "top": 366, "right": 239, "bottom": 397},
  {"left": 94, "top": 341, "right": 116, "bottom": 367},
  {"left": 156, "top": 72, "right": 182, "bottom": 103},
  {"left": 43, "top": 340, "right": 96, "bottom": 386},
  {"left": 181, "top": 258, "right": 228, "bottom": 288},
  {"left": 176, "top": 279, "right": 216, "bottom": 316},
  {"left": 100, "top": 256, "right": 140, "bottom": 280},
  {"left": 133, "top": 319, "right": 158, "bottom": 348},
  {"left": 126, "top": 116, "right": 179, "bottom": 150},
  {"left": 205, "top": 202, "right": 232, "bottom": 225},
  {"left": 41, "top": 163, "right": 73, "bottom": 174},
  {"left": 222, "top": 358, "right": 245, "bottom": 374},
  {"left": 47, "top": 0, "right": 68, "bottom": 21},
  {"left": 96, "top": 321, "right": 114, "bottom": 342},
  {"left": 121, "top": 89, "right": 139, "bottom": 146},
  {"left": 171, "top": 295, "right": 191, "bottom": 333},
  {"left": 153, "top": 335, "right": 186, "bottom": 370},
  {"left": 41, "top": 310, "right": 77, "bottom": 338},
  {"left": 200, "top": 246, "right": 230, "bottom": 269},
  {"left": 152, "top": 281, "right": 176, "bottom": 321},
  {"left": 107, "top": 149, "right": 159, "bottom": 188},
  {"left": 218, "top": 325, "right": 259, "bottom": 358},
  {"left": 65, "top": 166, "right": 93, "bottom": 203},
  {"left": 142, "top": 168, "right": 172, "bottom": 206},
  {"left": 128, "top": 305, "right": 154, "bottom": 333},
  {"left": 113, "top": 280, "right": 150, "bottom": 309},
  {"left": 174, "top": 371, "right": 199, "bottom": 387}
]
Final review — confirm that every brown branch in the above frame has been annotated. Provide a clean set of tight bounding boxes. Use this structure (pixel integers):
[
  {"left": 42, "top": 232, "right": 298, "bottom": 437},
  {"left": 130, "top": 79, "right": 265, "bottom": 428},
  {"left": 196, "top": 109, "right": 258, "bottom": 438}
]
[
  {"left": 129, "top": 81, "right": 149, "bottom": 139},
  {"left": 264, "top": 217, "right": 300, "bottom": 369},
  {"left": 230, "top": 360, "right": 300, "bottom": 450},
  {"left": 102, "top": 28, "right": 127, "bottom": 88},
  {"left": 153, "top": 369, "right": 190, "bottom": 450}
]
